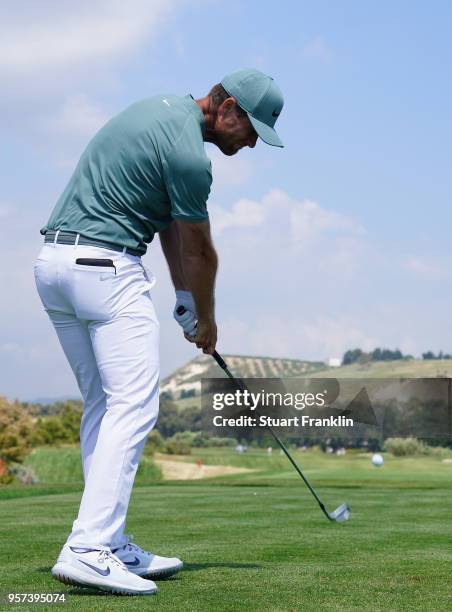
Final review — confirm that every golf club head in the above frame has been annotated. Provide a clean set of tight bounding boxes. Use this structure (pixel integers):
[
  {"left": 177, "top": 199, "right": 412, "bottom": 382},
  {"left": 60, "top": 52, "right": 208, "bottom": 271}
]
[{"left": 328, "top": 503, "right": 351, "bottom": 523}]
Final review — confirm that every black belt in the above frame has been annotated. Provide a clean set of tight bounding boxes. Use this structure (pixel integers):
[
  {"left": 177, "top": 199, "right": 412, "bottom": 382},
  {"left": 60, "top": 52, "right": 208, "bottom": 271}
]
[{"left": 44, "top": 231, "right": 143, "bottom": 257}]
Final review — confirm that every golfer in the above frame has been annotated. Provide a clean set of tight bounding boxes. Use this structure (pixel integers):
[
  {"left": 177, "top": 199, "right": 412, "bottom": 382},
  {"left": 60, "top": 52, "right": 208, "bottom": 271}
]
[{"left": 34, "top": 68, "right": 284, "bottom": 596}]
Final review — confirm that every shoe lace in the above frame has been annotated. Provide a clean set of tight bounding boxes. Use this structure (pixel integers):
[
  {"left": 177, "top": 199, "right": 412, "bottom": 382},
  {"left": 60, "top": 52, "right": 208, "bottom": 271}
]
[
  {"left": 98, "top": 548, "right": 127, "bottom": 570},
  {"left": 124, "top": 534, "right": 148, "bottom": 555}
]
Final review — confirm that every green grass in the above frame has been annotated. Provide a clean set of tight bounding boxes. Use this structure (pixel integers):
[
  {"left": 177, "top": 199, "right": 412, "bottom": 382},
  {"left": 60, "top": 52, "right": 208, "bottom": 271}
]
[
  {"left": 1, "top": 450, "right": 451, "bottom": 610},
  {"left": 25, "top": 446, "right": 162, "bottom": 486},
  {"left": 157, "top": 446, "right": 452, "bottom": 487},
  {"left": 25, "top": 447, "right": 84, "bottom": 484}
]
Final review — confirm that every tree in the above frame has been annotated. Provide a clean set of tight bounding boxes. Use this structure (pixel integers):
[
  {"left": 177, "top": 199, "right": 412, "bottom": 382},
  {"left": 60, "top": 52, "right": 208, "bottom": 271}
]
[
  {"left": 0, "top": 397, "right": 34, "bottom": 464},
  {"left": 180, "top": 389, "right": 196, "bottom": 399},
  {"left": 342, "top": 349, "right": 363, "bottom": 365},
  {"left": 371, "top": 348, "right": 382, "bottom": 361},
  {"left": 31, "top": 404, "right": 81, "bottom": 446}
]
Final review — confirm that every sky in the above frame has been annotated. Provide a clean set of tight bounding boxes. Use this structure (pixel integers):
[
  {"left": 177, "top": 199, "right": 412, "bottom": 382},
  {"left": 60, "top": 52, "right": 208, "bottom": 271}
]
[{"left": 0, "top": 0, "right": 451, "bottom": 400}]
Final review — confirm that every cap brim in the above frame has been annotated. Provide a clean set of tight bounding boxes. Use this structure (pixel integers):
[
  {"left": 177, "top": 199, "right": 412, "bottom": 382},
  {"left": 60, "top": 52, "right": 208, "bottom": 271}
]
[{"left": 248, "top": 113, "right": 284, "bottom": 147}]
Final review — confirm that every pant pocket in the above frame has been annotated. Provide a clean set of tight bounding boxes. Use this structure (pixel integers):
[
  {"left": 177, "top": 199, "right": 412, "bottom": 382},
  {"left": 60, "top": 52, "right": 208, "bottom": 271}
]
[
  {"left": 139, "top": 263, "right": 156, "bottom": 292},
  {"left": 70, "top": 264, "right": 117, "bottom": 320}
]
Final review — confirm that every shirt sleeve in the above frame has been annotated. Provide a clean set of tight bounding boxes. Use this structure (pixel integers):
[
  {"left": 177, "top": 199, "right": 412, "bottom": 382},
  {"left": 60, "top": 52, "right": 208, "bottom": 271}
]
[{"left": 162, "top": 127, "right": 212, "bottom": 223}]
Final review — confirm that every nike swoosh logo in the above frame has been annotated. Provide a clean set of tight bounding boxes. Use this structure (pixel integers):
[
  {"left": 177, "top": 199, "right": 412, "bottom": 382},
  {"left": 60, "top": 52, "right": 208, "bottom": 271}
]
[
  {"left": 70, "top": 546, "right": 98, "bottom": 554},
  {"left": 79, "top": 560, "right": 111, "bottom": 576},
  {"left": 272, "top": 109, "right": 280, "bottom": 117},
  {"left": 124, "top": 556, "right": 141, "bottom": 567}
]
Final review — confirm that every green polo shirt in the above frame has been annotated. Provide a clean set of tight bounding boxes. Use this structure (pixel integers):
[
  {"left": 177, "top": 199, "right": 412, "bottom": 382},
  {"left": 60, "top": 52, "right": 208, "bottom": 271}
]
[{"left": 41, "top": 94, "right": 212, "bottom": 254}]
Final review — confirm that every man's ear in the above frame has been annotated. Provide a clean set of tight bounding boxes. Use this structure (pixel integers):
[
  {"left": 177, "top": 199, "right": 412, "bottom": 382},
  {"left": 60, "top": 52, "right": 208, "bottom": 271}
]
[{"left": 218, "top": 97, "right": 237, "bottom": 118}]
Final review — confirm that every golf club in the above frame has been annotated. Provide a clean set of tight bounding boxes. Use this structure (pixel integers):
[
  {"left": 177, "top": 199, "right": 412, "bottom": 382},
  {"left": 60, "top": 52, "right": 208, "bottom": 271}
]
[{"left": 176, "top": 306, "right": 351, "bottom": 523}]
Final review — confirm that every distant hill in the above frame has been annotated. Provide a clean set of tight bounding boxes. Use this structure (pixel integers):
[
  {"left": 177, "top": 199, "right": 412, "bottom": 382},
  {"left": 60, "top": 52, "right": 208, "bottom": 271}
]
[
  {"left": 161, "top": 355, "right": 452, "bottom": 409},
  {"left": 160, "top": 354, "right": 327, "bottom": 400},
  {"left": 307, "top": 359, "right": 452, "bottom": 379},
  {"left": 26, "top": 395, "right": 81, "bottom": 405},
  {"left": 24, "top": 357, "right": 452, "bottom": 416}
]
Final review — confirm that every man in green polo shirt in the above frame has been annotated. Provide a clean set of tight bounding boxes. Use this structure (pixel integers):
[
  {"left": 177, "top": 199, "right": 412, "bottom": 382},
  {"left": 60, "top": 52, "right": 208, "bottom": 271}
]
[{"left": 35, "top": 68, "right": 284, "bottom": 596}]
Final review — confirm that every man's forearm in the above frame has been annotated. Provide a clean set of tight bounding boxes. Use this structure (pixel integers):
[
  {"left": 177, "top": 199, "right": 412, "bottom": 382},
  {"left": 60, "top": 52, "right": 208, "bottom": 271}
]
[
  {"left": 183, "top": 248, "right": 218, "bottom": 322},
  {"left": 160, "top": 222, "right": 187, "bottom": 290},
  {"left": 161, "top": 218, "right": 218, "bottom": 322}
]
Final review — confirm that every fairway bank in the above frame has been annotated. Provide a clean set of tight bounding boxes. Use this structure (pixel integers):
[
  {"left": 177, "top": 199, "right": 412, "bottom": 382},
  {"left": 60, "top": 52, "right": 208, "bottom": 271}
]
[{"left": 154, "top": 457, "right": 257, "bottom": 480}]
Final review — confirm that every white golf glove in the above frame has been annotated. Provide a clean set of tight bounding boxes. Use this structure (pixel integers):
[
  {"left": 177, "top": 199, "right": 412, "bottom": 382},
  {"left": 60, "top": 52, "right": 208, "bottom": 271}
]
[{"left": 173, "top": 290, "right": 197, "bottom": 337}]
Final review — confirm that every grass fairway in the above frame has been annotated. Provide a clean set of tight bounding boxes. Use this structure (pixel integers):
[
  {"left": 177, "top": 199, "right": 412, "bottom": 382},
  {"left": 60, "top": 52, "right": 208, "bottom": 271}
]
[{"left": 1, "top": 450, "right": 451, "bottom": 610}]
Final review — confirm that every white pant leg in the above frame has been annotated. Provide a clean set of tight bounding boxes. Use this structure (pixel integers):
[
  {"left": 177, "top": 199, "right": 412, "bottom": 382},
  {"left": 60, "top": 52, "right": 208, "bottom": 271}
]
[
  {"left": 35, "top": 244, "right": 159, "bottom": 549},
  {"left": 71, "top": 292, "right": 159, "bottom": 548},
  {"left": 34, "top": 247, "right": 107, "bottom": 480},
  {"left": 48, "top": 313, "right": 107, "bottom": 480}
]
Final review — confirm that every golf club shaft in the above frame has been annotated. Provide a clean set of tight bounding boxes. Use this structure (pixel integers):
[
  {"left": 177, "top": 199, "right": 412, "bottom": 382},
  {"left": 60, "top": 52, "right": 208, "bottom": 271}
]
[
  {"left": 175, "top": 307, "right": 335, "bottom": 519},
  {"left": 211, "top": 350, "right": 330, "bottom": 519}
]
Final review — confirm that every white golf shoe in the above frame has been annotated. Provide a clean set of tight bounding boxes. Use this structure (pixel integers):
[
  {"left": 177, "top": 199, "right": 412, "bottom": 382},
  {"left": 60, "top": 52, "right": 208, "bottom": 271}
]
[
  {"left": 112, "top": 535, "right": 183, "bottom": 579},
  {"left": 51, "top": 545, "right": 157, "bottom": 595}
]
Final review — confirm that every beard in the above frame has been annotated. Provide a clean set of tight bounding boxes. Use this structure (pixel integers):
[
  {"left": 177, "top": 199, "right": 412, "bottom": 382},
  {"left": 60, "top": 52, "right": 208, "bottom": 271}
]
[{"left": 214, "top": 133, "right": 239, "bottom": 156}]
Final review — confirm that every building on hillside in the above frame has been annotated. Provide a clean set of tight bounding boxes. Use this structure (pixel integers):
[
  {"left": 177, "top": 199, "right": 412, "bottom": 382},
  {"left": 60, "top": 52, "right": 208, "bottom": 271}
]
[{"left": 328, "top": 358, "right": 342, "bottom": 367}]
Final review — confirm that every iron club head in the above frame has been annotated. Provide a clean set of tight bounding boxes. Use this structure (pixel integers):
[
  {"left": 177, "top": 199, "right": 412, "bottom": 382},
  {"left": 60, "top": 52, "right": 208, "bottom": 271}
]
[{"left": 328, "top": 503, "right": 351, "bottom": 523}]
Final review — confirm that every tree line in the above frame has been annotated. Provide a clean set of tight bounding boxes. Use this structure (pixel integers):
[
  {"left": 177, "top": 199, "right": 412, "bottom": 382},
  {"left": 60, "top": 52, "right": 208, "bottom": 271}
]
[
  {"left": 342, "top": 347, "right": 410, "bottom": 365},
  {"left": 342, "top": 347, "right": 452, "bottom": 365},
  {"left": 2, "top": 389, "right": 450, "bottom": 484},
  {"left": 421, "top": 351, "right": 452, "bottom": 360}
]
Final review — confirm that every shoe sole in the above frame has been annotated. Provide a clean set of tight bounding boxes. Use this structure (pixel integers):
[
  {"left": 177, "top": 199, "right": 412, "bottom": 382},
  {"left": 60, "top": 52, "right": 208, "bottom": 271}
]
[
  {"left": 52, "top": 563, "right": 157, "bottom": 596},
  {"left": 135, "top": 562, "right": 183, "bottom": 579}
]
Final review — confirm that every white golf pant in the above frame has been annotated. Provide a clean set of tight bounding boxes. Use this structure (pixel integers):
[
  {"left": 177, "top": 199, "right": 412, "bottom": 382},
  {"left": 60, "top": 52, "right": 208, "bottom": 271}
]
[{"left": 34, "top": 243, "right": 159, "bottom": 549}]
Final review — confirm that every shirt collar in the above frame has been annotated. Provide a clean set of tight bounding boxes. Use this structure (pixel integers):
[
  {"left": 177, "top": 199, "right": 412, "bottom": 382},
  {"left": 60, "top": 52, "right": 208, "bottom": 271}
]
[{"left": 187, "top": 94, "right": 205, "bottom": 133}]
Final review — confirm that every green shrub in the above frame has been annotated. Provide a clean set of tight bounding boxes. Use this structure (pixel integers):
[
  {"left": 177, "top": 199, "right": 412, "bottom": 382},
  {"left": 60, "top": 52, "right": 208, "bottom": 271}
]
[
  {"left": 208, "top": 437, "right": 237, "bottom": 447},
  {"left": 31, "top": 404, "right": 81, "bottom": 446},
  {"left": 165, "top": 432, "right": 193, "bottom": 455},
  {"left": 144, "top": 430, "right": 165, "bottom": 455},
  {"left": 384, "top": 437, "right": 427, "bottom": 456},
  {"left": 0, "top": 397, "right": 34, "bottom": 463},
  {"left": 0, "top": 472, "right": 14, "bottom": 485},
  {"left": 135, "top": 457, "right": 162, "bottom": 484}
]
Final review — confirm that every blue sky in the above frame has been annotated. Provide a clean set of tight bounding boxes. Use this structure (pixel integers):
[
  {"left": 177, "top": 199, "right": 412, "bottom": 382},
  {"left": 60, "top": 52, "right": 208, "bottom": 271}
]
[{"left": 0, "top": 0, "right": 451, "bottom": 399}]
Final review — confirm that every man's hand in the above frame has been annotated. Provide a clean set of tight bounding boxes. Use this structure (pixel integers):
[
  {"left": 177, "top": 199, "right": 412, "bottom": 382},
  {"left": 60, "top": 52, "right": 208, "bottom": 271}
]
[
  {"left": 173, "top": 290, "right": 197, "bottom": 336},
  {"left": 184, "top": 318, "right": 217, "bottom": 354}
]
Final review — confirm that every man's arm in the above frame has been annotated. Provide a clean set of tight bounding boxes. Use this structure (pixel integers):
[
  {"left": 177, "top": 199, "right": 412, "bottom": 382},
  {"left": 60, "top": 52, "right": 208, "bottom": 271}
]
[
  {"left": 160, "top": 219, "right": 218, "bottom": 353},
  {"left": 159, "top": 221, "right": 188, "bottom": 290}
]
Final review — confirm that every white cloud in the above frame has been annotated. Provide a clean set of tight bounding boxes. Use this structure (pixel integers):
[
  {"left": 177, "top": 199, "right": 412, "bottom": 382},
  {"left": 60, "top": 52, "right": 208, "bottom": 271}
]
[
  {"left": 48, "top": 94, "right": 109, "bottom": 138},
  {"left": 0, "top": 0, "right": 177, "bottom": 75},
  {"left": 302, "top": 36, "right": 331, "bottom": 62},
  {"left": 0, "top": 203, "right": 14, "bottom": 219},
  {"left": 209, "top": 190, "right": 368, "bottom": 300},
  {"left": 0, "top": 342, "right": 21, "bottom": 355},
  {"left": 209, "top": 189, "right": 372, "bottom": 358},
  {"left": 1, "top": 186, "right": 449, "bottom": 399},
  {"left": 208, "top": 190, "right": 452, "bottom": 364},
  {"left": 289, "top": 198, "right": 364, "bottom": 245},
  {"left": 405, "top": 256, "right": 448, "bottom": 281},
  {"left": 34, "top": 95, "right": 109, "bottom": 169},
  {"left": 211, "top": 197, "right": 265, "bottom": 234},
  {"left": 208, "top": 148, "right": 254, "bottom": 191},
  {"left": 211, "top": 188, "right": 364, "bottom": 245},
  {"left": 219, "top": 314, "right": 379, "bottom": 362},
  {"left": 297, "top": 316, "right": 378, "bottom": 359}
]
